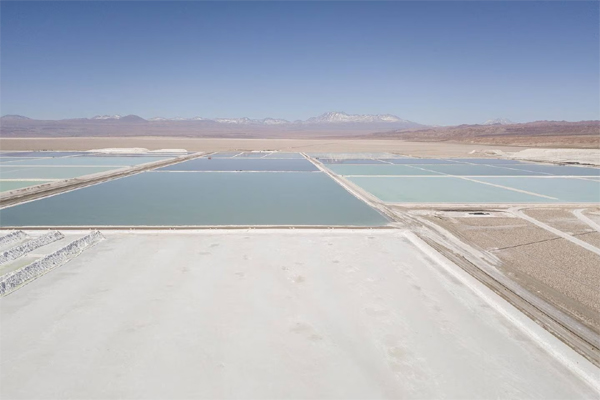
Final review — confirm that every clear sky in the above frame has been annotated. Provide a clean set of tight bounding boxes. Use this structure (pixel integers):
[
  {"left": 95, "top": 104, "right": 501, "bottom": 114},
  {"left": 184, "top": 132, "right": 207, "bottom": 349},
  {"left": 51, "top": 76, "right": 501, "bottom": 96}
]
[{"left": 1, "top": 1, "right": 598, "bottom": 125}]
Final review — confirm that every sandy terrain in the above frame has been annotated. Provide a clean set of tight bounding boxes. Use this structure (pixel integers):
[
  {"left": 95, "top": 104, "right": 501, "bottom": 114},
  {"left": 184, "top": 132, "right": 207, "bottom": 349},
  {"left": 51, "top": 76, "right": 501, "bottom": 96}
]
[
  {"left": 1, "top": 230, "right": 597, "bottom": 399},
  {"left": 0, "top": 137, "right": 525, "bottom": 157}
]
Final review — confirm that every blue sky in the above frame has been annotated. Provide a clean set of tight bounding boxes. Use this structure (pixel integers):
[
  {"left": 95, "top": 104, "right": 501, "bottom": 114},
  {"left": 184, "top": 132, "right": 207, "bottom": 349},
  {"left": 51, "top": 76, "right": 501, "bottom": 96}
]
[{"left": 1, "top": 1, "right": 598, "bottom": 125}]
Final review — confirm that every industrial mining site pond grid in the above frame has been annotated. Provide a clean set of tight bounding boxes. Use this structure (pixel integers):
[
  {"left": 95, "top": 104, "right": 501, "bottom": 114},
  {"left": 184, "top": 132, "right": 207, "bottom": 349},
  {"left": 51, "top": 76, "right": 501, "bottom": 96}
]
[{"left": 0, "top": 151, "right": 599, "bottom": 227}]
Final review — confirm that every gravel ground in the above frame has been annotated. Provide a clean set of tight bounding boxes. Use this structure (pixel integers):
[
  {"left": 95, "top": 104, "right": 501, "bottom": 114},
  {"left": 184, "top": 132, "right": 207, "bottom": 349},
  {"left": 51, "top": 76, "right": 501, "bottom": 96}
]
[
  {"left": 425, "top": 216, "right": 557, "bottom": 250},
  {"left": 521, "top": 207, "right": 600, "bottom": 250},
  {"left": 426, "top": 214, "right": 600, "bottom": 333},
  {"left": 584, "top": 208, "right": 600, "bottom": 225},
  {"left": 524, "top": 208, "right": 595, "bottom": 235},
  {"left": 573, "top": 232, "right": 600, "bottom": 248},
  {"left": 498, "top": 238, "right": 600, "bottom": 330}
]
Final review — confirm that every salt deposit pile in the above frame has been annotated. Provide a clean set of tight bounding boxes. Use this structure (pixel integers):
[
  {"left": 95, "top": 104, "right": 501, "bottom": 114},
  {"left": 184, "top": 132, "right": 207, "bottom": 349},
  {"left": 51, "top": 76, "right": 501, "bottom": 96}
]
[{"left": 0, "top": 230, "right": 104, "bottom": 296}]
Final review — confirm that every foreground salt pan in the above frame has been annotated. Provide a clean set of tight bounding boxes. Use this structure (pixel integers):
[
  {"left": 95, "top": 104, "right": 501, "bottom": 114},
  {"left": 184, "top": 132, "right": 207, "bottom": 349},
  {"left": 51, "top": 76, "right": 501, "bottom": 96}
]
[{"left": 0, "top": 230, "right": 596, "bottom": 399}]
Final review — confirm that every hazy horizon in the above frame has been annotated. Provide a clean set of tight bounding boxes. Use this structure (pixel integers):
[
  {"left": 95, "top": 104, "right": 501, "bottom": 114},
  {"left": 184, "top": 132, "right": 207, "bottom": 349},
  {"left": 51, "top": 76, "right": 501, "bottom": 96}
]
[
  {"left": 2, "top": 1, "right": 599, "bottom": 125},
  {"left": 2, "top": 111, "right": 598, "bottom": 126}
]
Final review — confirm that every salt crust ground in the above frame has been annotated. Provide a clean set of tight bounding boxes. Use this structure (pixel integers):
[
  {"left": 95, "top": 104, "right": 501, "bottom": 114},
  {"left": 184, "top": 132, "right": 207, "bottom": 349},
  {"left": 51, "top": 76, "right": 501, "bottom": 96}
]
[
  {"left": 0, "top": 230, "right": 597, "bottom": 399},
  {"left": 481, "top": 148, "right": 600, "bottom": 166}
]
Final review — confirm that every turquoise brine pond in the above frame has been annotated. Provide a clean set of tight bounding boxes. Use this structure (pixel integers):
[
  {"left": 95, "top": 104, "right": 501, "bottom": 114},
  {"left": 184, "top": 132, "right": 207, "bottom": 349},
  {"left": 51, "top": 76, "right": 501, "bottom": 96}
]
[
  {"left": 0, "top": 171, "right": 388, "bottom": 226},
  {"left": 159, "top": 158, "right": 318, "bottom": 172},
  {"left": 263, "top": 153, "right": 306, "bottom": 159},
  {"left": 0, "top": 157, "right": 45, "bottom": 164},
  {"left": 475, "top": 177, "right": 600, "bottom": 203},
  {"left": 326, "top": 164, "right": 443, "bottom": 176},
  {"left": 0, "top": 180, "right": 51, "bottom": 192},
  {"left": 209, "top": 152, "right": 243, "bottom": 158},
  {"left": 348, "top": 177, "right": 556, "bottom": 203},
  {"left": 0, "top": 166, "right": 124, "bottom": 180},
  {"left": 319, "top": 159, "right": 388, "bottom": 165},
  {"left": 414, "top": 164, "right": 540, "bottom": 176},
  {"left": 0, "top": 152, "right": 89, "bottom": 158},
  {"left": 504, "top": 165, "right": 600, "bottom": 176},
  {"left": 4, "top": 156, "right": 172, "bottom": 167},
  {"left": 446, "top": 158, "right": 529, "bottom": 165}
]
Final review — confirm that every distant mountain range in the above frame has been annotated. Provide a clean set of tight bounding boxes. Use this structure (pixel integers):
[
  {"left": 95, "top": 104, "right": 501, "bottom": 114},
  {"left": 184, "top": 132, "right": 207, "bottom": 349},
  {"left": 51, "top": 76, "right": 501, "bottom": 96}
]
[
  {"left": 0, "top": 112, "right": 425, "bottom": 139},
  {"left": 72, "top": 111, "right": 422, "bottom": 128},
  {"left": 305, "top": 112, "right": 414, "bottom": 125},
  {"left": 0, "top": 111, "right": 424, "bottom": 138},
  {"left": 1, "top": 114, "right": 32, "bottom": 121},
  {"left": 1, "top": 113, "right": 597, "bottom": 148},
  {"left": 0, "top": 112, "right": 519, "bottom": 127}
]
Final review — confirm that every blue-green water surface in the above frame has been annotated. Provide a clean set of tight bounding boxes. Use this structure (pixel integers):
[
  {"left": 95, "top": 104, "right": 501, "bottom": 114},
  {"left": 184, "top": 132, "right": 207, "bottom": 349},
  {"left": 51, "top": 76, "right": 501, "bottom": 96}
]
[
  {"left": 159, "top": 158, "right": 318, "bottom": 172},
  {"left": 0, "top": 171, "right": 387, "bottom": 226}
]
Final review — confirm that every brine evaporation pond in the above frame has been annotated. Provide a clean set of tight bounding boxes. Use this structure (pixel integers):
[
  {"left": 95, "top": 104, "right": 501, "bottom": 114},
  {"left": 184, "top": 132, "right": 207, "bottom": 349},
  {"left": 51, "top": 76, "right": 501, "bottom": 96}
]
[
  {"left": 157, "top": 158, "right": 319, "bottom": 172},
  {"left": 0, "top": 171, "right": 388, "bottom": 227},
  {"left": 321, "top": 157, "right": 600, "bottom": 204}
]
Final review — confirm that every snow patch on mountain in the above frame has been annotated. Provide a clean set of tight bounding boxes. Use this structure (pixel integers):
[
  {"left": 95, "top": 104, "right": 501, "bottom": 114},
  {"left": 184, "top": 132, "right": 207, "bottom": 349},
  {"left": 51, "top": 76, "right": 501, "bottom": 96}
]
[
  {"left": 306, "top": 111, "right": 411, "bottom": 124},
  {"left": 91, "top": 115, "right": 122, "bottom": 120},
  {"left": 144, "top": 111, "right": 420, "bottom": 126},
  {"left": 214, "top": 117, "right": 254, "bottom": 124},
  {"left": 261, "top": 118, "right": 289, "bottom": 125},
  {"left": 483, "top": 118, "right": 514, "bottom": 125}
]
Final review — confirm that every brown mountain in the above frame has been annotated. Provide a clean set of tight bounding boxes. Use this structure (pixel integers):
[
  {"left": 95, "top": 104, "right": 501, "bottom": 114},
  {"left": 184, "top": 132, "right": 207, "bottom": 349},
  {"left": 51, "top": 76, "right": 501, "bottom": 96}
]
[{"left": 365, "top": 120, "right": 600, "bottom": 148}]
